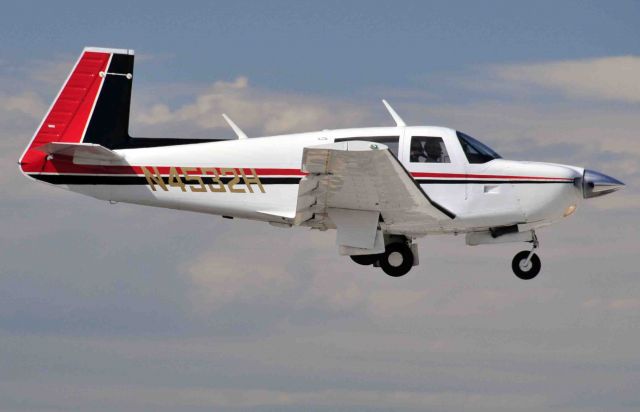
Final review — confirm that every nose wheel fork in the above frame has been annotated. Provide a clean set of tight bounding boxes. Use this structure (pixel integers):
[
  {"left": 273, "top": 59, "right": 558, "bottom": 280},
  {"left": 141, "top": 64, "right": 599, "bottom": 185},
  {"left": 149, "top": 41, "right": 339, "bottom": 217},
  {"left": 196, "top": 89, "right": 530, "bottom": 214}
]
[{"left": 511, "top": 232, "right": 541, "bottom": 280}]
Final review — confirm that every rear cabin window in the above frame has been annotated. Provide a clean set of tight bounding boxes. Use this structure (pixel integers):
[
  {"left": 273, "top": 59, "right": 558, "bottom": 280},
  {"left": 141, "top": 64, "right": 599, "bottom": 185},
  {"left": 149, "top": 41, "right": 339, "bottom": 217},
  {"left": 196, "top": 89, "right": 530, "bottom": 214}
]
[
  {"left": 456, "top": 131, "right": 502, "bottom": 164},
  {"left": 335, "top": 136, "right": 399, "bottom": 157},
  {"left": 410, "top": 136, "right": 450, "bottom": 163}
]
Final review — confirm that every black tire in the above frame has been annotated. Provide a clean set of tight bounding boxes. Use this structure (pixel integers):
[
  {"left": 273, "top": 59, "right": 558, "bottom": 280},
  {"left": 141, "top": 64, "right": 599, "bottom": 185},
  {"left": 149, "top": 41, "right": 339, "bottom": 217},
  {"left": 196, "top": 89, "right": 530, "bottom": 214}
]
[
  {"left": 380, "top": 242, "right": 414, "bottom": 277},
  {"left": 350, "top": 254, "right": 380, "bottom": 266},
  {"left": 511, "top": 250, "right": 541, "bottom": 280}
]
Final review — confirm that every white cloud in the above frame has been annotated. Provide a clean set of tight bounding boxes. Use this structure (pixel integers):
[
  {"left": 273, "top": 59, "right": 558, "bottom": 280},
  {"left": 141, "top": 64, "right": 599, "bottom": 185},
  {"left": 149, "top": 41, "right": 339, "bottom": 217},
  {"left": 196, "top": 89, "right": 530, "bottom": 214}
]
[
  {"left": 185, "top": 253, "right": 298, "bottom": 311},
  {"left": 493, "top": 56, "right": 640, "bottom": 103},
  {"left": 183, "top": 230, "right": 367, "bottom": 316},
  {"left": 134, "top": 76, "right": 373, "bottom": 135},
  {"left": 0, "top": 91, "right": 46, "bottom": 119},
  {"left": 27, "top": 56, "right": 75, "bottom": 87}
]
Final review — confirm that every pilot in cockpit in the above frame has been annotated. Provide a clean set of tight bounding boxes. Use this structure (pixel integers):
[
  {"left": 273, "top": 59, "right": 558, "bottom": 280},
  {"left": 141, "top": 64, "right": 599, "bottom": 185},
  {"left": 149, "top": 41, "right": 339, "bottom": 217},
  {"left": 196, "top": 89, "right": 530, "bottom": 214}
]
[
  {"left": 410, "top": 139, "right": 426, "bottom": 162},
  {"left": 410, "top": 137, "right": 448, "bottom": 163}
]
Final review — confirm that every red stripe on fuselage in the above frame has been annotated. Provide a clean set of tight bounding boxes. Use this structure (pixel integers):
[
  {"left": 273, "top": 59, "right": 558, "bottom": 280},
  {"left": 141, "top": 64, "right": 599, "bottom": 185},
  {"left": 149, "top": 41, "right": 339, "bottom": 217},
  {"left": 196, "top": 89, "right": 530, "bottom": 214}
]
[
  {"left": 25, "top": 160, "right": 572, "bottom": 181},
  {"left": 411, "top": 171, "right": 573, "bottom": 181},
  {"left": 24, "top": 160, "right": 308, "bottom": 176}
]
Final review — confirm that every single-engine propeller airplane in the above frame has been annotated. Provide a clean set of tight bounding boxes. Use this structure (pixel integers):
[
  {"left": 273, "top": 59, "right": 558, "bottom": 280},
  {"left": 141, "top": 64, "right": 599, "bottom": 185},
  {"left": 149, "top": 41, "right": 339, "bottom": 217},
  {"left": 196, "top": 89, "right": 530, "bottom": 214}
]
[{"left": 19, "top": 47, "right": 625, "bottom": 279}]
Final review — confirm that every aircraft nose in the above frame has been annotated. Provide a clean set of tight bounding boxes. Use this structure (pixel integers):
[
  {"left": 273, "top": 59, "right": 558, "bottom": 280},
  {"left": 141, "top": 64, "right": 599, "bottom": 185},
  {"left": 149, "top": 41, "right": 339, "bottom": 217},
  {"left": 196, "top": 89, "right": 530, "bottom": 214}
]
[{"left": 582, "top": 169, "right": 625, "bottom": 199}]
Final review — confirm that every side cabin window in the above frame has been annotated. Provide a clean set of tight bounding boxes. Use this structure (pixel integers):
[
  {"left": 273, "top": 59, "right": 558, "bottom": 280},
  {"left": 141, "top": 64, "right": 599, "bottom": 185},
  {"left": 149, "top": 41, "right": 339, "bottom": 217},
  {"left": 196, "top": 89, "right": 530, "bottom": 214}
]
[
  {"left": 456, "top": 131, "right": 502, "bottom": 164},
  {"left": 410, "top": 136, "right": 450, "bottom": 163},
  {"left": 335, "top": 136, "right": 399, "bottom": 157}
]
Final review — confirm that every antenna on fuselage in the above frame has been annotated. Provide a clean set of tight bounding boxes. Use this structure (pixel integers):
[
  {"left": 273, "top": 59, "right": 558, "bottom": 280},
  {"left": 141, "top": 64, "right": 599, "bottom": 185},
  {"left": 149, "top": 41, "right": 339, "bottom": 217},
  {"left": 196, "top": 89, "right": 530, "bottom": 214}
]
[
  {"left": 222, "top": 113, "right": 248, "bottom": 139},
  {"left": 381, "top": 99, "right": 406, "bottom": 127}
]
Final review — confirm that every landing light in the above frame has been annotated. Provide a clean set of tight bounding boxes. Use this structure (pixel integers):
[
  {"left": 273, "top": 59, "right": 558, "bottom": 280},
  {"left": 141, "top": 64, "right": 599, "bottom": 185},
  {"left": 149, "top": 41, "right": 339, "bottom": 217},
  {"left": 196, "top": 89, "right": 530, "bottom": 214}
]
[{"left": 564, "top": 204, "right": 577, "bottom": 217}]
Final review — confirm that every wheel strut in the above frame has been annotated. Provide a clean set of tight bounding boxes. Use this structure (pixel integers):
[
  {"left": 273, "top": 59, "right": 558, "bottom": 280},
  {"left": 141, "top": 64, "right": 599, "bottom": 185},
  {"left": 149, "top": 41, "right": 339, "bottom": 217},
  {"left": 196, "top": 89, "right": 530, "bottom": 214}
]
[
  {"left": 522, "top": 231, "right": 539, "bottom": 268},
  {"left": 511, "top": 231, "right": 542, "bottom": 280}
]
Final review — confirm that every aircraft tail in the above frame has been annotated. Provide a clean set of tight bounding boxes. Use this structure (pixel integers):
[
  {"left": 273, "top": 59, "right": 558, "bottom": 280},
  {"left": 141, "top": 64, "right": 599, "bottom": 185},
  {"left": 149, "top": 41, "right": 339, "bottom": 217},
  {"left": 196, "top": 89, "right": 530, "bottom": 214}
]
[
  {"left": 19, "top": 47, "right": 135, "bottom": 174},
  {"left": 19, "top": 47, "right": 216, "bottom": 177}
]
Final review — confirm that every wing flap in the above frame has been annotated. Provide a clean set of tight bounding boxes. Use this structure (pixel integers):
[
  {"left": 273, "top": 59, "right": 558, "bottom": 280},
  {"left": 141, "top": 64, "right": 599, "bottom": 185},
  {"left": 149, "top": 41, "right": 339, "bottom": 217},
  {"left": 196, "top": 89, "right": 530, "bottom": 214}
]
[{"left": 295, "top": 140, "right": 454, "bottom": 231}]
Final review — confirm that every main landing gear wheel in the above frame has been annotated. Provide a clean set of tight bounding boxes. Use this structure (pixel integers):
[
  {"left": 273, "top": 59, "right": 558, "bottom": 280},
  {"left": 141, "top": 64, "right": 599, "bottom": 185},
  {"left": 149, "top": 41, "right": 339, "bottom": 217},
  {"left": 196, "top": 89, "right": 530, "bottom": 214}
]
[
  {"left": 512, "top": 250, "right": 541, "bottom": 280},
  {"left": 380, "top": 242, "right": 414, "bottom": 277},
  {"left": 350, "top": 254, "right": 380, "bottom": 266}
]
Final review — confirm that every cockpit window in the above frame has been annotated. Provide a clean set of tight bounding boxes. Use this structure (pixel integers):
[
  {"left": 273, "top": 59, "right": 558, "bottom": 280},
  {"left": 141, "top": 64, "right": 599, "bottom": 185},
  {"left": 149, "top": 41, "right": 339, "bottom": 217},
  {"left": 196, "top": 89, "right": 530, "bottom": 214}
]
[
  {"left": 410, "top": 136, "right": 450, "bottom": 163},
  {"left": 456, "top": 131, "right": 502, "bottom": 164}
]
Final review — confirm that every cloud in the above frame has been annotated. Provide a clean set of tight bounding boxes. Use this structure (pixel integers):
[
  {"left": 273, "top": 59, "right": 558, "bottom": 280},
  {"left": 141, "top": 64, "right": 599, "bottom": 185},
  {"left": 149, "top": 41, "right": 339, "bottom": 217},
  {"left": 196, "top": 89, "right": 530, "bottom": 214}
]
[
  {"left": 183, "top": 230, "right": 368, "bottom": 318},
  {"left": 583, "top": 297, "right": 640, "bottom": 311},
  {"left": 0, "top": 91, "right": 46, "bottom": 119},
  {"left": 492, "top": 56, "right": 640, "bottom": 103},
  {"left": 133, "top": 76, "right": 374, "bottom": 136},
  {"left": 367, "top": 287, "right": 561, "bottom": 319},
  {"left": 27, "top": 57, "right": 74, "bottom": 86},
  {"left": 0, "top": 381, "right": 549, "bottom": 411},
  {"left": 185, "top": 254, "right": 298, "bottom": 311}
]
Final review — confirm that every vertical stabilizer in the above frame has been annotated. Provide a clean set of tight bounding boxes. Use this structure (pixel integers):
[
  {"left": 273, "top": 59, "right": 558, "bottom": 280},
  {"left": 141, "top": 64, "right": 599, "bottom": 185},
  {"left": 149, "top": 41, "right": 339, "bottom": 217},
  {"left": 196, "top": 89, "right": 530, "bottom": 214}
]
[{"left": 19, "top": 47, "right": 134, "bottom": 175}]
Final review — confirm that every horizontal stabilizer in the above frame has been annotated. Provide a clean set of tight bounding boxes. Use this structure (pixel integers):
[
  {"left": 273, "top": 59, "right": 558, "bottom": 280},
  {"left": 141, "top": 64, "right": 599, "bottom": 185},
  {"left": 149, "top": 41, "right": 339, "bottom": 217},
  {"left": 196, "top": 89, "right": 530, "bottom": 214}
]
[{"left": 36, "top": 142, "right": 123, "bottom": 164}]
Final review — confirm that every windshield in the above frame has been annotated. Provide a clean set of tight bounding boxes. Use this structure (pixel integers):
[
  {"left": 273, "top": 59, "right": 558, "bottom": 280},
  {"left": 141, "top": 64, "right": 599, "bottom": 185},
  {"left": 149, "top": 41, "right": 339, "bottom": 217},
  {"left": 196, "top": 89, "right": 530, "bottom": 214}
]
[{"left": 456, "top": 131, "right": 502, "bottom": 164}]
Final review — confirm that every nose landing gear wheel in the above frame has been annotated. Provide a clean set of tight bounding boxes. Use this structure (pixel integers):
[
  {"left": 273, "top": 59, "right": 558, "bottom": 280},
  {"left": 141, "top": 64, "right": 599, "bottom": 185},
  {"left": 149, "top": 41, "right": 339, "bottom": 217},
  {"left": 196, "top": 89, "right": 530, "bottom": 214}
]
[
  {"left": 380, "top": 242, "right": 414, "bottom": 277},
  {"left": 512, "top": 250, "right": 541, "bottom": 280}
]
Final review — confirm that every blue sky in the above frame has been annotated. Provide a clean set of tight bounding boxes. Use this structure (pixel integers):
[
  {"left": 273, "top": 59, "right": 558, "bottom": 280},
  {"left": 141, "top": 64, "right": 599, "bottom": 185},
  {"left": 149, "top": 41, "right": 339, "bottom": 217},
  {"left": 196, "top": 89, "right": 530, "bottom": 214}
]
[
  {"left": 4, "top": 0, "right": 640, "bottom": 94},
  {"left": 1, "top": 1, "right": 639, "bottom": 411}
]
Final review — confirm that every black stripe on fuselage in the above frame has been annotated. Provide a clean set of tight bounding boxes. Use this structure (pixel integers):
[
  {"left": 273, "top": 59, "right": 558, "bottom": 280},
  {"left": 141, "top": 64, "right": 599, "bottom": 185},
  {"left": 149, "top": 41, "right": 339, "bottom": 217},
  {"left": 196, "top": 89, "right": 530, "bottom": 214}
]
[
  {"left": 30, "top": 175, "right": 574, "bottom": 186},
  {"left": 29, "top": 174, "right": 303, "bottom": 185}
]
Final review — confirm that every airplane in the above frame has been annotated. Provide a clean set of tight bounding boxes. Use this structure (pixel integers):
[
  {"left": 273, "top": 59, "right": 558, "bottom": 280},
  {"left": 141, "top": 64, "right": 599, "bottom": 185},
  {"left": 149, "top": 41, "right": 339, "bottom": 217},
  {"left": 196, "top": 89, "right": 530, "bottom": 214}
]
[{"left": 18, "top": 47, "right": 625, "bottom": 280}]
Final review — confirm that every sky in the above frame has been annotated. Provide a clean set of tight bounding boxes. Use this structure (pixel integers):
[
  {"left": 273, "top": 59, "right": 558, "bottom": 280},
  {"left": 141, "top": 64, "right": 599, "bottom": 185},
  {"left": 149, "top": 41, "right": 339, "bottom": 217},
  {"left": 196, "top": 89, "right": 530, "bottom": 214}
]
[{"left": 1, "top": 1, "right": 639, "bottom": 411}]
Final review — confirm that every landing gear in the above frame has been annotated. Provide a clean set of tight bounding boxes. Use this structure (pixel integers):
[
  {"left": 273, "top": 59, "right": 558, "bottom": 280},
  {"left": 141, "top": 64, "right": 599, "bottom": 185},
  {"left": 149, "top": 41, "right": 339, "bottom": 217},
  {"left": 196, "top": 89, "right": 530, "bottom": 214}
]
[
  {"left": 379, "top": 241, "right": 414, "bottom": 277},
  {"left": 511, "top": 232, "right": 541, "bottom": 280},
  {"left": 350, "top": 254, "right": 379, "bottom": 266},
  {"left": 512, "top": 251, "right": 541, "bottom": 279},
  {"left": 348, "top": 236, "right": 416, "bottom": 277}
]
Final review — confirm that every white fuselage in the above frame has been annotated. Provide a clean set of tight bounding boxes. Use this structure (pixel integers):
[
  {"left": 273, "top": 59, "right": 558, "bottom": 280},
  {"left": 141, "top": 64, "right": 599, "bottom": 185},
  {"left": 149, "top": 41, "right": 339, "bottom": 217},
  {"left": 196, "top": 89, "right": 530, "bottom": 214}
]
[{"left": 64, "top": 126, "right": 583, "bottom": 236}]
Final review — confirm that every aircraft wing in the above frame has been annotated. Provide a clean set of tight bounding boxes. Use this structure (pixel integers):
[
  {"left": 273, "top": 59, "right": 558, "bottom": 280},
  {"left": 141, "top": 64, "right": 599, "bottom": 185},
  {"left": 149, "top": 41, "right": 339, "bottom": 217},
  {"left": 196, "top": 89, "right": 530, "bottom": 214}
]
[{"left": 295, "top": 141, "right": 455, "bottom": 234}]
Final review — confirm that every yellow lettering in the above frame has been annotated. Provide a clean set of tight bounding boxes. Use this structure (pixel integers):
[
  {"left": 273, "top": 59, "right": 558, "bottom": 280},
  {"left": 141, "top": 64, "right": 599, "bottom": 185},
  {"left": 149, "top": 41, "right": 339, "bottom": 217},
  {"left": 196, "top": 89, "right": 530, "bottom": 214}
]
[
  {"left": 202, "top": 167, "right": 226, "bottom": 192},
  {"left": 221, "top": 168, "right": 245, "bottom": 193},
  {"left": 240, "top": 168, "right": 265, "bottom": 193},
  {"left": 183, "top": 167, "right": 207, "bottom": 192},
  {"left": 168, "top": 167, "right": 186, "bottom": 191},
  {"left": 145, "top": 166, "right": 264, "bottom": 194},
  {"left": 142, "top": 166, "right": 167, "bottom": 191}
]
